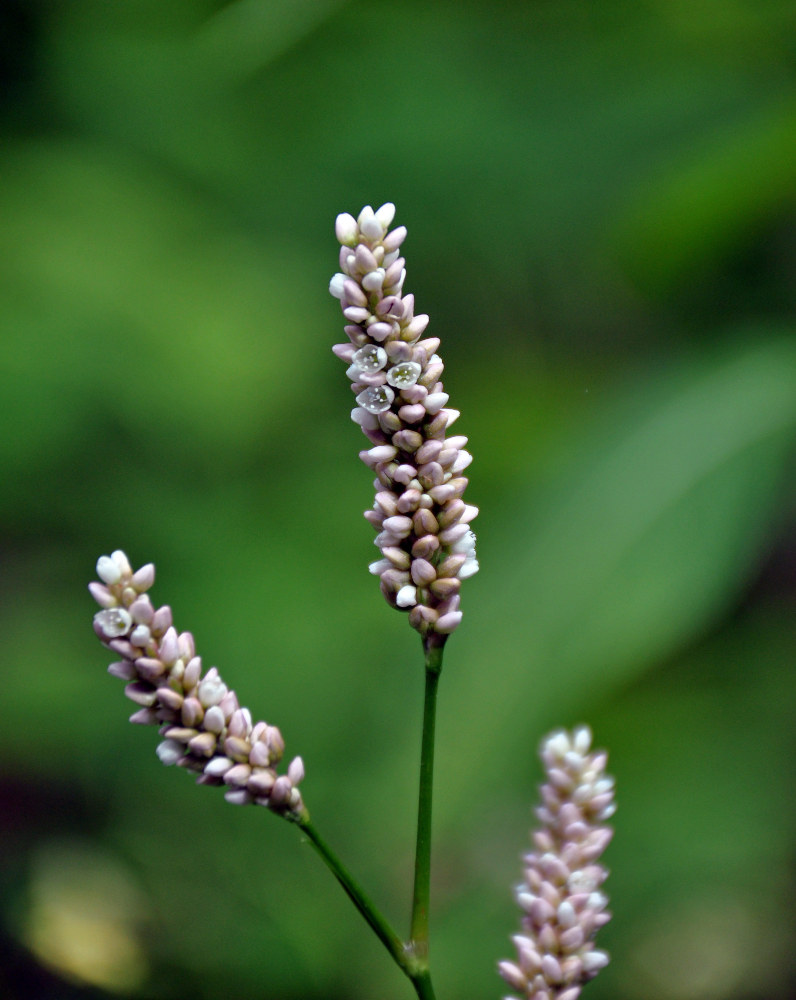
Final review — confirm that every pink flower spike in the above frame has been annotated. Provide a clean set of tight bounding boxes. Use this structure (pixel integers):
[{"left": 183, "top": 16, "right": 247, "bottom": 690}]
[
  {"left": 89, "top": 553, "right": 307, "bottom": 818},
  {"left": 329, "top": 204, "right": 479, "bottom": 640},
  {"left": 499, "top": 727, "right": 614, "bottom": 999}
]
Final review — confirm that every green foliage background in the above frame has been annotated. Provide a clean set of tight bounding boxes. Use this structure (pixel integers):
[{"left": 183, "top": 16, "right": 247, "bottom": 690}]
[{"left": 1, "top": 2, "right": 794, "bottom": 999}]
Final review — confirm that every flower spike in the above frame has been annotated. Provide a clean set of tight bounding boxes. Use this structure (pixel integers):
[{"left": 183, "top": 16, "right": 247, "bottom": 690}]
[
  {"left": 499, "top": 726, "right": 614, "bottom": 1000},
  {"left": 330, "top": 204, "right": 478, "bottom": 641},
  {"left": 89, "top": 551, "right": 305, "bottom": 816}
]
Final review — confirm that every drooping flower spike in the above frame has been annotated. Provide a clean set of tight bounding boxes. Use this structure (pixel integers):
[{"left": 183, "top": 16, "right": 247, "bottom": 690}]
[
  {"left": 90, "top": 550, "right": 305, "bottom": 815},
  {"left": 330, "top": 204, "right": 478, "bottom": 642},
  {"left": 499, "top": 726, "right": 615, "bottom": 1000}
]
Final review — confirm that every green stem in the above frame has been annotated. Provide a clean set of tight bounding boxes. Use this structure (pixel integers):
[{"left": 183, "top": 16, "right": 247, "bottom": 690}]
[
  {"left": 288, "top": 635, "right": 446, "bottom": 1000},
  {"left": 412, "top": 968, "right": 437, "bottom": 1000},
  {"left": 291, "top": 811, "right": 437, "bottom": 1000},
  {"left": 409, "top": 639, "right": 445, "bottom": 959},
  {"left": 292, "top": 812, "right": 407, "bottom": 971}
]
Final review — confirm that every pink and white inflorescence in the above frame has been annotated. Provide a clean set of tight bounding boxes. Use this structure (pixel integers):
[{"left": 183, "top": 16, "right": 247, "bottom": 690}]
[
  {"left": 330, "top": 203, "right": 478, "bottom": 641},
  {"left": 499, "top": 727, "right": 615, "bottom": 1000},
  {"left": 90, "top": 550, "right": 305, "bottom": 815}
]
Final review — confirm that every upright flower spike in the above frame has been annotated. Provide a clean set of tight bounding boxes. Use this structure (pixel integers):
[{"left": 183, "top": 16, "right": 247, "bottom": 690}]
[
  {"left": 330, "top": 204, "right": 479, "bottom": 642},
  {"left": 499, "top": 727, "right": 615, "bottom": 1000},
  {"left": 89, "top": 551, "right": 305, "bottom": 816}
]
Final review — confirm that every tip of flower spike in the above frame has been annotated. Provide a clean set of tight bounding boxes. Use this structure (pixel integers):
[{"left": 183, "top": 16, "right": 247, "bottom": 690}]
[{"left": 543, "top": 726, "right": 594, "bottom": 761}]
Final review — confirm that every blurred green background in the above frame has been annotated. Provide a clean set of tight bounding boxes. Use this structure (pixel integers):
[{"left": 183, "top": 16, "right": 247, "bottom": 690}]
[{"left": 1, "top": 1, "right": 795, "bottom": 998}]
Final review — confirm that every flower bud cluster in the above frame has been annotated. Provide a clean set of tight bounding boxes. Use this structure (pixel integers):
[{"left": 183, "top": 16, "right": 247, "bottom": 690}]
[
  {"left": 330, "top": 204, "right": 478, "bottom": 640},
  {"left": 499, "top": 726, "right": 614, "bottom": 1000},
  {"left": 90, "top": 550, "right": 305, "bottom": 815}
]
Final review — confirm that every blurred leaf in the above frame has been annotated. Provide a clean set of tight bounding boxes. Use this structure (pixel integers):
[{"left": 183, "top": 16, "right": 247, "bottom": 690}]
[
  {"left": 0, "top": 139, "right": 327, "bottom": 480},
  {"left": 439, "top": 334, "right": 796, "bottom": 815},
  {"left": 433, "top": 601, "right": 796, "bottom": 1000},
  {"left": 609, "top": 98, "right": 796, "bottom": 292},
  {"left": 192, "top": 0, "right": 351, "bottom": 83},
  {"left": 601, "top": 603, "right": 796, "bottom": 1000}
]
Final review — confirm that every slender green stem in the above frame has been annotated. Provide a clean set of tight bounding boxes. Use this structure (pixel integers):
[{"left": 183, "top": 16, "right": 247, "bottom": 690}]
[
  {"left": 288, "top": 635, "right": 446, "bottom": 1000},
  {"left": 291, "top": 812, "right": 407, "bottom": 971},
  {"left": 411, "top": 968, "right": 437, "bottom": 1000},
  {"left": 409, "top": 639, "right": 445, "bottom": 959},
  {"left": 291, "top": 811, "right": 437, "bottom": 1000}
]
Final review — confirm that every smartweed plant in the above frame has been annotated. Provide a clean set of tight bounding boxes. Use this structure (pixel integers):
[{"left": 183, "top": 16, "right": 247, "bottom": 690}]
[{"left": 89, "top": 204, "right": 614, "bottom": 1000}]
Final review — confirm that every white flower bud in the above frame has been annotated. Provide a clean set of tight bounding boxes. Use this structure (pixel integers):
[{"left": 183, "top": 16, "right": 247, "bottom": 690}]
[
  {"left": 110, "top": 550, "right": 132, "bottom": 576},
  {"left": 198, "top": 669, "right": 228, "bottom": 708},
  {"left": 96, "top": 555, "right": 122, "bottom": 585},
  {"left": 334, "top": 213, "right": 358, "bottom": 245},
  {"left": 156, "top": 740, "right": 183, "bottom": 766},
  {"left": 374, "top": 203, "right": 396, "bottom": 228},
  {"left": 287, "top": 756, "right": 305, "bottom": 785},
  {"left": 395, "top": 584, "right": 417, "bottom": 607},
  {"left": 329, "top": 272, "right": 347, "bottom": 298}
]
